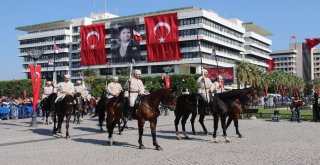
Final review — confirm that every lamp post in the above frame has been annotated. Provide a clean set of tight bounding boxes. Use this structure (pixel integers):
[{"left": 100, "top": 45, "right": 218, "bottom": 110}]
[{"left": 27, "top": 49, "right": 44, "bottom": 128}]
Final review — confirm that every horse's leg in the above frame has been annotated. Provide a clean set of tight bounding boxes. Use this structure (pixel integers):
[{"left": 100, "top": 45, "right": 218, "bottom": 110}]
[
  {"left": 174, "top": 111, "right": 182, "bottom": 140},
  {"left": 150, "top": 118, "right": 162, "bottom": 151},
  {"left": 99, "top": 108, "right": 105, "bottom": 131},
  {"left": 65, "top": 115, "right": 71, "bottom": 138},
  {"left": 118, "top": 118, "right": 121, "bottom": 135},
  {"left": 233, "top": 114, "right": 242, "bottom": 138},
  {"left": 73, "top": 108, "right": 76, "bottom": 124},
  {"left": 120, "top": 117, "right": 128, "bottom": 134},
  {"left": 199, "top": 114, "right": 208, "bottom": 135},
  {"left": 212, "top": 114, "right": 219, "bottom": 143},
  {"left": 138, "top": 119, "right": 145, "bottom": 149},
  {"left": 181, "top": 113, "right": 190, "bottom": 139},
  {"left": 107, "top": 121, "right": 117, "bottom": 145},
  {"left": 52, "top": 112, "right": 57, "bottom": 134},
  {"left": 221, "top": 114, "right": 230, "bottom": 143},
  {"left": 226, "top": 115, "right": 233, "bottom": 129},
  {"left": 190, "top": 111, "right": 197, "bottom": 135},
  {"left": 57, "top": 115, "right": 64, "bottom": 134}
]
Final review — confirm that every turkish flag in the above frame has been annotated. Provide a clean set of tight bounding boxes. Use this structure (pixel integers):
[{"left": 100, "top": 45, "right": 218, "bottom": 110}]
[
  {"left": 29, "top": 64, "right": 42, "bottom": 112},
  {"left": 266, "top": 59, "right": 275, "bottom": 72},
  {"left": 162, "top": 75, "right": 170, "bottom": 88},
  {"left": 144, "top": 13, "right": 181, "bottom": 62},
  {"left": 305, "top": 38, "right": 320, "bottom": 50},
  {"left": 80, "top": 23, "right": 107, "bottom": 66}
]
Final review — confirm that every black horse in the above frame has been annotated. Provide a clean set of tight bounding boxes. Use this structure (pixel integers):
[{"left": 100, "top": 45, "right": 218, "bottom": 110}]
[
  {"left": 40, "top": 93, "right": 57, "bottom": 125},
  {"left": 174, "top": 94, "right": 210, "bottom": 139},
  {"left": 53, "top": 94, "right": 75, "bottom": 138}
]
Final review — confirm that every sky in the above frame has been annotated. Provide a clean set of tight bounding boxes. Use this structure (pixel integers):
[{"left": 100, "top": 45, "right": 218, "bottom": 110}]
[{"left": 1, "top": 0, "right": 319, "bottom": 80}]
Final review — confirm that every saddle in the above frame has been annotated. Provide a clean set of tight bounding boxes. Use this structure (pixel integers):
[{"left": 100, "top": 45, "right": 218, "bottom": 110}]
[{"left": 134, "top": 94, "right": 143, "bottom": 109}]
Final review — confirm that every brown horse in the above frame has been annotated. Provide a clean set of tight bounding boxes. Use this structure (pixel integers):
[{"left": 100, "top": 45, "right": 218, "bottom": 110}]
[
  {"left": 73, "top": 93, "right": 86, "bottom": 124},
  {"left": 134, "top": 88, "right": 177, "bottom": 150},
  {"left": 221, "top": 87, "right": 258, "bottom": 138},
  {"left": 85, "top": 97, "right": 96, "bottom": 115},
  {"left": 53, "top": 94, "right": 74, "bottom": 138}
]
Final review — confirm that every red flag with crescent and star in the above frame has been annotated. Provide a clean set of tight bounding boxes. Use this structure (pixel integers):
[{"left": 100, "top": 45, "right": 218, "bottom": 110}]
[
  {"left": 305, "top": 38, "right": 320, "bottom": 50},
  {"left": 80, "top": 23, "right": 107, "bottom": 66},
  {"left": 144, "top": 13, "right": 181, "bottom": 62},
  {"left": 29, "top": 64, "right": 42, "bottom": 112}
]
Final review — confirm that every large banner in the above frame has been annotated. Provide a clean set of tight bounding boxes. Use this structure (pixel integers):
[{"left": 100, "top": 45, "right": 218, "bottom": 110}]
[
  {"left": 29, "top": 64, "right": 41, "bottom": 112},
  {"left": 205, "top": 67, "right": 234, "bottom": 84},
  {"left": 110, "top": 19, "right": 142, "bottom": 63},
  {"left": 144, "top": 13, "right": 181, "bottom": 62},
  {"left": 80, "top": 23, "right": 107, "bottom": 66}
]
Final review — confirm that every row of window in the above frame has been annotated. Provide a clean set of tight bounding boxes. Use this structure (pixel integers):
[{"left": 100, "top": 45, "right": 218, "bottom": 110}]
[
  {"left": 28, "top": 27, "right": 69, "bottom": 34},
  {"left": 244, "top": 37, "right": 269, "bottom": 49},
  {"left": 20, "top": 44, "right": 68, "bottom": 53},
  {"left": 23, "top": 53, "right": 68, "bottom": 62},
  {"left": 244, "top": 46, "right": 269, "bottom": 56},
  {"left": 22, "top": 61, "right": 69, "bottom": 69},
  {"left": 20, "top": 35, "right": 66, "bottom": 45}
]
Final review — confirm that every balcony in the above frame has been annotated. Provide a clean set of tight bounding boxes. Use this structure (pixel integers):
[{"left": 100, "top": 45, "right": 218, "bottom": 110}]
[{"left": 17, "top": 29, "right": 72, "bottom": 40}]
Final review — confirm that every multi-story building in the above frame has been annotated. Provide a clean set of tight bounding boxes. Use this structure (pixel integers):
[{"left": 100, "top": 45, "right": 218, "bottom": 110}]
[
  {"left": 16, "top": 6, "right": 272, "bottom": 83},
  {"left": 270, "top": 42, "right": 314, "bottom": 82}
]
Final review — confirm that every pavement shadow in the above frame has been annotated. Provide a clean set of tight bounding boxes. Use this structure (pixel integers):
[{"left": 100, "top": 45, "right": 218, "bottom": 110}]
[
  {"left": 0, "top": 122, "right": 27, "bottom": 127},
  {"left": 31, "top": 128, "right": 54, "bottom": 137},
  {"left": 72, "top": 138, "right": 137, "bottom": 148},
  {"left": 73, "top": 126, "right": 100, "bottom": 133}
]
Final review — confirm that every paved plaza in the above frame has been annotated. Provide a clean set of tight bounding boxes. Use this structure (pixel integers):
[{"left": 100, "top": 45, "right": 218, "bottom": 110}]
[{"left": 0, "top": 113, "right": 320, "bottom": 165}]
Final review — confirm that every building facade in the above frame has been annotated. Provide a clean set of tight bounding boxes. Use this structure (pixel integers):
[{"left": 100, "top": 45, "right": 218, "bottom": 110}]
[
  {"left": 17, "top": 6, "right": 272, "bottom": 83},
  {"left": 270, "top": 42, "right": 314, "bottom": 82}
]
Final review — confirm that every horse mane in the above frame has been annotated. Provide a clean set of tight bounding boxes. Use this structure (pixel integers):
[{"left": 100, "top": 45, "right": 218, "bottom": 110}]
[{"left": 217, "top": 88, "right": 252, "bottom": 100}]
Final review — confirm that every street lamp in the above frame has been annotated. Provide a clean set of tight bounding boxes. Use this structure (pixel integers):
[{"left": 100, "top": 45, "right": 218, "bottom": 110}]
[{"left": 27, "top": 49, "right": 44, "bottom": 128}]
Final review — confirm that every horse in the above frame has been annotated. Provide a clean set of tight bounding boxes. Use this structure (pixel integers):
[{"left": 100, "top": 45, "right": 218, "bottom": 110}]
[
  {"left": 73, "top": 92, "right": 86, "bottom": 124},
  {"left": 53, "top": 94, "right": 75, "bottom": 138},
  {"left": 91, "top": 93, "right": 128, "bottom": 133},
  {"left": 313, "top": 93, "right": 320, "bottom": 122},
  {"left": 85, "top": 97, "right": 96, "bottom": 115},
  {"left": 174, "top": 94, "right": 210, "bottom": 140},
  {"left": 40, "top": 93, "right": 57, "bottom": 125},
  {"left": 134, "top": 88, "right": 177, "bottom": 150},
  {"left": 219, "top": 87, "right": 258, "bottom": 138},
  {"left": 105, "top": 91, "right": 130, "bottom": 145}
]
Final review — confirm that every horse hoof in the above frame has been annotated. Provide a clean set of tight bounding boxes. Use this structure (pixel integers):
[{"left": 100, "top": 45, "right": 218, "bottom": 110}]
[
  {"left": 108, "top": 141, "right": 113, "bottom": 146},
  {"left": 118, "top": 132, "right": 122, "bottom": 135},
  {"left": 204, "top": 131, "right": 208, "bottom": 135},
  {"left": 184, "top": 136, "right": 190, "bottom": 140},
  {"left": 156, "top": 146, "right": 163, "bottom": 151},
  {"left": 99, "top": 128, "right": 104, "bottom": 132},
  {"left": 66, "top": 136, "right": 70, "bottom": 139},
  {"left": 239, "top": 135, "right": 243, "bottom": 138},
  {"left": 139, "top": 145, "right": 145, "bottom": 149},
  {"left": 212, "top": 138, "right": 219, "bottom": 143},
  {"left": 225, "top": 137, "right": 231, "bottom": 143},
  {"left": 176, "top": 135, "right": 182, "bottom": 140},
  {"left": 192, "top": 132, "right": 197, "bottom": 135}
]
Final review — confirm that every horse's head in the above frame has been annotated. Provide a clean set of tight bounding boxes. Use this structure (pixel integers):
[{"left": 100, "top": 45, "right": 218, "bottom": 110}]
[
  {"left": 239, "top": 88, "right": 258, "bottom": 106},
  {"left": 160, "top": 88, "right": 178, "bottom": 110},
  {"left": 64, "top": 94, "right": 75, "bottom": 108},
  {"left": 74, "top": 92, "right": 82, "bottom": 98}
]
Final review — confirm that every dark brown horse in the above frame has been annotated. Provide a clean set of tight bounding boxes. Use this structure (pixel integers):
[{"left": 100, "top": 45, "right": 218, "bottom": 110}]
[
  {"left": 219, "top": 87, "right": 258, "bottom": 138},
  {"left": 53, "top": 94, "right": 75, "bottom": 138},
  {"left": 105, "top": 91, "right": 129, "bottom": 145},
  {"left": 134, "top": 88, "right": 177, "bottom": 150}
]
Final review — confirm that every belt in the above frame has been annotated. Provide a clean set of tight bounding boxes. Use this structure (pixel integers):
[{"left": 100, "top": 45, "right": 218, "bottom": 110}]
[{"left": 129, "top": 91, "right": 139, "bottom": 93}]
